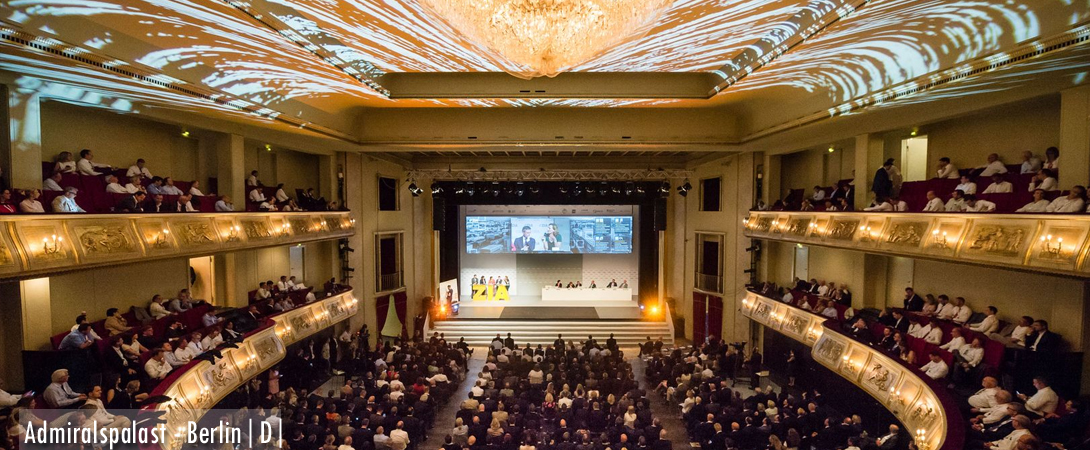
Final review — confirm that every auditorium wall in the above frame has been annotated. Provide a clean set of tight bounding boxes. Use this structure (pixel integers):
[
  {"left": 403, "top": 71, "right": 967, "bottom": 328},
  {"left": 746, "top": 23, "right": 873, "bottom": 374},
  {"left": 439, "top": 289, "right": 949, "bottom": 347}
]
[
  {"left": 47, "top": 258, "right": 190, "bottom": 335},
  {"left": 40, "top": 101, "right": 202, "bottom": 183}
]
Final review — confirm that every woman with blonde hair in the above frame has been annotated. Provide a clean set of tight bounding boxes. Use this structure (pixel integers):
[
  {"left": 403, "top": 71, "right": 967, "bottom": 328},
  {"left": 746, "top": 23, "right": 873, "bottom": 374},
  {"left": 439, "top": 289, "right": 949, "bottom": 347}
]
[
  {"left": 768, "top": 434, "right": 787, "bottom": 450},
  {"left": 487, "top": 418, "right": 504, "bottom": 440},
  {"left": 451, "top": 417, "right": 468, "bottom": 446}
]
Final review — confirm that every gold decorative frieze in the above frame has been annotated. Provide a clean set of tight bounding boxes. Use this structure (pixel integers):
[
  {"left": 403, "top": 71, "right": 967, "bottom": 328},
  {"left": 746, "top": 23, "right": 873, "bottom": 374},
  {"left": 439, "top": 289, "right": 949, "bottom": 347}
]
[
  {"left": 0, "top": 212, "right": 354, "bottom": 281},
  {"left": 743, "top": 211, "right": 1090, "bottom": 277}
]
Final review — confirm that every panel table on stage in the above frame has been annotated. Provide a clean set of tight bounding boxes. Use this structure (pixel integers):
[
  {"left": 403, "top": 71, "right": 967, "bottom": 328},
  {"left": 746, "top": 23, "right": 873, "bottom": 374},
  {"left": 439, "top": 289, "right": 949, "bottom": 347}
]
[{"left": 541, "top": 286, "right": 633, "bottom": 303}]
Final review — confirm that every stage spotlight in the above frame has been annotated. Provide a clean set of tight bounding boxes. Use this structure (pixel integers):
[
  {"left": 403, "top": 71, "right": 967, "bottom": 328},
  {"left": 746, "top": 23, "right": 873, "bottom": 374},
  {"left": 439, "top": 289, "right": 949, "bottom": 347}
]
[
  {"left": 515, "top": 182, "right": 526, "bottom": 197},
  {"left": 431, "top": 184, "right": 443, "bottom": 195},
  {"left": 598, "top": 182, "right": 608, "bottom": 196},
  {"left": 658, "top": 181, "right": 670, "bottom": 197},
  {"left": 466, "top": 183, "right": 476, "bottom": 196},
  {"left": 677, "top": 179, "right": 692, "bottom": 197},
  {"left": 624, "top": 182, "right": 634, "bottom": 196},
  {"left": 573, "top": 183, "right": 583, "bottom": 196},
  {"left": 635, "top": 184, "right": 646, "bottom": 195},
  {"left": 611, "top": 184, "right": 621, "bottom": 194},
  {"left": 559, "top": 184, "right": 569, "bottom": 194},
  {"left": 529, "top": 184, "right": 540, "bottom": 195},
  {"left": 407, "top": 182, "right": 423, "bottom": 197}
]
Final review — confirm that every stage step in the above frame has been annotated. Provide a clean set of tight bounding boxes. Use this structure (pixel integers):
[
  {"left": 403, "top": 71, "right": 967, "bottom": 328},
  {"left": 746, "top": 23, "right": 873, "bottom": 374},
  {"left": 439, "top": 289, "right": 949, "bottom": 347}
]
[{"left": 428, "top": 319, "right": 674, "bottom": 346}]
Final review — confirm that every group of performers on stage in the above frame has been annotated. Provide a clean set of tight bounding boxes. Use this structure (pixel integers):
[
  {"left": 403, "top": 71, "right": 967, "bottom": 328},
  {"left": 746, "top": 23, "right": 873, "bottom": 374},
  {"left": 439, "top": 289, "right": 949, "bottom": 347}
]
[{"left": 552, "top": 278, "right": 628, "bottom": 289}]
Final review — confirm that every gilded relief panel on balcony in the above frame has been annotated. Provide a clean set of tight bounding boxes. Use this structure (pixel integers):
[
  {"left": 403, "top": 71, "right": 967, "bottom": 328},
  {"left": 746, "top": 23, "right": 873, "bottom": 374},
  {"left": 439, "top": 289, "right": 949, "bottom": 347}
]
[
  {"left": 0, "top": 233, "right": 17, "bottom": 270},
  {"left": 72, "top": 223, "right": 139, "bottom": 261},
  {"left": 174, "top": 221, "right": 217, "bottom": 246},
  {"left": 1031, "top": 224, "right": 1089, "bottom": 271},
  {"left": 785, "top": 218, "right": 811, "bottom": 237},
  {"left": 243, "top": 219, "right": 273, "bottom": 239},
  {"left": 827, "top": 220, "right": 859, "bottom": 241},
  {"left": 960, "top": 220, "right": 1036, "bottom": 265},
  {"left": 815, "top": 337, "right": 846, "bottom": 365},
  {"left": 16, "top": 224, "right": 73, "bottom": 268},
  {"left": 782, "top": 311, "right": 809, "bottom": 339},
  {"left": 752, "top": 300, "right": 773, "bottom": 323},
  {"left": 884, "top": 222, "right": 927, "bottom": 247},
  {"left": 136, "top": 220, "right": 176, "bottom": 253},
  {"left": 214, "top": 219, "right": 244, "bottom": 244},
  {"left": 752, "top": 217, "right": 772, "bottom": 233},
  {"left": 808, "top": 218, "right": 831, "bottom": 238},
  {"left": 289, "top": 218, "right": 311, "bottom": 235}
]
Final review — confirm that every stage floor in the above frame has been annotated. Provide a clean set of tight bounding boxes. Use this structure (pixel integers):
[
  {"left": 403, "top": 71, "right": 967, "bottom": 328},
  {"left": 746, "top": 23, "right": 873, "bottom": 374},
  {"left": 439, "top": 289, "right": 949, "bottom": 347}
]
[{"left": 454, "top": 298, "right": 643, "bottom": 320}]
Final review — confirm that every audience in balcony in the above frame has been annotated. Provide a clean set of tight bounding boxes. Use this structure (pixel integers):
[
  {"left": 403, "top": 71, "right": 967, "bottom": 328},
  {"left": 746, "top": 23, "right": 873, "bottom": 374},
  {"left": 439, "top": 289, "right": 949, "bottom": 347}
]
[
  {"left": 982, "top": 173, "right": 1013, "bottom": 193},
  {"left": 160, "top": 177, "right": 183, "bottom": 196},
  {"left": 215, "top": 195, "right": 234, "bottom": 212},
  {"left": 250, "top": 187, "right": 268, "bottom": 203},
  {"left": 920, "top": 351, "right": 950, "bottom": 380},
  {"left": 188, "top": 179, "right": 206, "bottom": 197},
  {"left": 976, "top": 153, "right": 1009, "bottom": 178},
  {"left": 937, "top": 156, "right": 959, "bottom": 179},
  {"left": 145, "top": 194, "right": 168, "bottom": 213},
  {"left": 77, "top": 149, "right": 111, "bottom": 176},
  {"left": 811, "top": 185, "right": 826, "bottom": 202},
  {"left": 1025, "top": 320, "right": 1059, "bottom": 353},
  {"left": 970, "top": 306, "right": 1000, "bottom": 334},
  {"left": 247, "top": 170, "right": 261, "bottom": 187},
  {"left": 43, "top": 171, "right": 64, "bottom": 191},
  {"left": 921, "top": 190, "right": 944, "bottom": 212},
  {"left": 149, "top": 294, "right": 172, "bottom": 319},
  {"left": 52, "top": 187, "right": 85, "bottom": 213},
  {"left": 1043, "top": 147, "right": 1060, "bottom": 170},
  {"left": 956, "top": 175, "right": 978, "bottom": 195},
  {"left": 43, "top": 369, "right": 86, "bottom": 408},
  {"left": 1044, "top": 186, "right": 1085, "bottom": 213},
  {"left": 54, "top": 151, "right": 77, "bottom": 174},
  {"left": 945, "top": 189, "right": 967, "bottom": 211},
  {"left": 966, "top": 195, "right": 997, "bottom": 212},
  {"left": 145, "top": 177, "right": 164, "bottom": 195},
  {"left": 0, "top": 189, "right": 15, "bottom": 214},
  {"left": 1028, "top": 169, "right": 1058, "bottom": 192},
  {"left": 105, "top": 175, "right": 127, "bottom": 194},
  {"left": 1016, "top": 190, "right": 1050, "bottom": 213},
  {"left": 174, "top": 193, "right": 196, "bottom": 212},
  {"left": 116, "top": 191, "right": 146, "bottom": 212},
  {"left": 104, "top": 308, "right": 132, "bottom": 336},
  {"left": 126, "top": 159, "right": 152, "bottom": 179},
  {"left": 19, "top": 189, "right": 44, "bottom": 213},
  {"left": 871, "top": 159, "right": 894, "bottom": 201},
  {"left": 1020, "top": 151, "right": 1042, "bottom": 174}
]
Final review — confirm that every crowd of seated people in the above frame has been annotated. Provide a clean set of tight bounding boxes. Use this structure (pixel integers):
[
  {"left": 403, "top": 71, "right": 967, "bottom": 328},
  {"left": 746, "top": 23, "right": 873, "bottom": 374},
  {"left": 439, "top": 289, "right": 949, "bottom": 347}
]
[
  {"left": 747, "top": 279, "right": 1089, "bottom": 450},
  {"left": 548, "top": 279, "right": 629, "bottom": 289},
  {"left": 761, "top": 147, "right": 1090, "bottom": 214},
  {"left": 437, "top": 334, "right": 665, "bottom": 450},
  {"left": 245, "top": 170, "right": 336, "bottom": 212}
]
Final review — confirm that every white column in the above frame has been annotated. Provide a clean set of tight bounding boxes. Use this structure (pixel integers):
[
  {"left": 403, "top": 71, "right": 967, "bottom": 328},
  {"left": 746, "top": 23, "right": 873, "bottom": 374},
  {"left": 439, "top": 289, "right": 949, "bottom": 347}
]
[
  {"left": 854, "top": 134, "right": 884, "bottom": 210},
  {"left": 6, "top": 88, "right": 43, "bottom": 188},
  {"left": 1060, "top": 86, "right": 1090, "bottom": 187},
  {"left": 214, "top": 133, "right": 246, "bottom": 209}
]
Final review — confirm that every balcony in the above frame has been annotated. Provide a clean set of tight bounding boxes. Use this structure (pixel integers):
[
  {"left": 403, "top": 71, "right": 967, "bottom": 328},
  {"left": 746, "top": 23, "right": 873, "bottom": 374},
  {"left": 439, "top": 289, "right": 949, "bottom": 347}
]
[
  {"left": 740, "top": 291, "right": 963, "bottom": 450},
  {"left": 695, "top": 272, "right": 723, "bottom": 294},
  {"left": 0, "top": 211, "right": 355, "bottom": 280},
  {"left": 145, "top": 289, "right": 359, "bottom": 449},
  {"left": 743, "top": 211, "right": 1090, "bottom": 276}
]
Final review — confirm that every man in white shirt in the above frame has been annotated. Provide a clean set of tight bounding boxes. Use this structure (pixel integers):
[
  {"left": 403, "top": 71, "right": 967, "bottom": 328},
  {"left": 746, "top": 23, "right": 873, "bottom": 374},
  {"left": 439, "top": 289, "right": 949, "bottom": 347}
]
[
  {"left": 175, "top": 193, "right": 196, "bottom": 212},
  {"left": 811, "top": 186, "right": 826, "bottom": 202},
  {"left": 945, "top": 190, "right": 967, "bottom": 211},
  {"left": 1029, "top": 169, "right": 1058, "bottom": 191},
  {"left": 259, "top": 199, "right": 277, "bottom": 211},
  {"left": 77, "top": 149, "right": 111, "bottom": 176},
  {"left": 863, "top": 197, "right": 893, "bottom": 211},
  {"left": 0, "top": 377, "right": 26, "bottom": 407},
  {"left": 249, "top": 188, "right": 267, "bottom": 202},
  {"left": 936, "top": 295, "right": 958, "bottom": 319},
  {"left": 936, "top": 157, "right": 959, "bottom": 179},
  {"left": 215, "top": 195, "right": 234, "bottom": 212},
  {"left": 1009, "top": 316, "right": 1033, "bottom": 346},
  {"left": 149, "top": 294, "right": 172, "bottom": 319},
  {"left": 956, "top": 175, "right": 978, "bottom": 195},
  {"left": 288, "top": 276, "right": 306, "bottom": 290},
  {"left": 1016, "top": 189, "right": 1050, "bottom": 213},
  {"left": 951, "top": 297, "right": 973, "bottom": 324},
  {"left": 922, "top": 190, "right": 944, "bottom": 212},
  {"left": 52, "top": 187, "right": 86, "bottom": 213},
  {"left": 126, "top": 159, "right": 152, "bottom": 179},
  {"left": 145, "top": 349, "right": 172, "bottom": 380},
  {"left": 277, "top": 276, "right": 291, "bottom": 291},
  {"left": 892, "top": 197, "right": 908, "bottom": 211},
  {"left": 982, "top": 174, "right": 1013, "bottom": 194},
  {"left": 201, "top": 311, "right": 222, "bottom": 328},
  {"left": 173, "top": 337, "right": 197, "bottom": 364},
  {"left": 105, "top": 175, "right": 127, "bottom": 193},
  {"left": 940, "top": 328, "right": 968, "bottom": 352},
  {"left": 43, "top": 172, "right": 64, "bottom": 191},
  {"left": 161, "top": 343, "right": 185, "bottom": 368},
  {"left": 160, "top": 177, "right": 184, "bottom": 196},
  {"left": 123, "top": 175, "right": 143, "bottom": 193},
  {"left": 965, "top": 195, "right": 996, "bottom": 213},
  {"left": 970, "top": 306, "right": 999, "bottom": 334},
  {"left": 968, "top": 376, "right": 1001, "bottom": 409},
  {"left": 1018, "top": 376, "right": 1058, "bottom": 416},
  {"left": 247, "top": 170, "right": 261, "bottom": 187},
  {"left": 920, "top": 352, "right": 949, "bottom": 380},
  {"left": 986, "top": 415, "right": 1031, "bottom": 450},
  {"left": 1046, "top": 186, "right": 1086, "bottom": 213},
  {"left": 1020, "top": 151, "right": 1042, "bottom": 174},
  {"left": 978, "top": 153, "right": 1008, "bottom": 177},
  {"left": 816, "top": 281, "right": 829, "bottom": 297},
  {"left": 973, "top": 391, "right": 1015, "bottom": 425},
  {"left": 952, "top": 338, "right": 985, "bottom": 386}
]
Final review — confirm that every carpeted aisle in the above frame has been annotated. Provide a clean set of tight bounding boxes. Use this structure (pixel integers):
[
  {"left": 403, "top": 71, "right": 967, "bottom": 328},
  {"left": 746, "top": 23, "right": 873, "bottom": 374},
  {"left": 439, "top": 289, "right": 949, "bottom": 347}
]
[
  {"left": 418, "top": 348, "right": 485, "bottom": 449},
  {"left": 628, "top": 350, "right": 693, "bottom": 450}
]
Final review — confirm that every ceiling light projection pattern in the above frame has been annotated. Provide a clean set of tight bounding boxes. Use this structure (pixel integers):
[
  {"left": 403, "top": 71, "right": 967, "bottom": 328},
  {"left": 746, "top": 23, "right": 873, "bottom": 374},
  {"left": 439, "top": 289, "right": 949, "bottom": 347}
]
[{"left": 725, "top": 0, "right": 1087, "bottom": 104}]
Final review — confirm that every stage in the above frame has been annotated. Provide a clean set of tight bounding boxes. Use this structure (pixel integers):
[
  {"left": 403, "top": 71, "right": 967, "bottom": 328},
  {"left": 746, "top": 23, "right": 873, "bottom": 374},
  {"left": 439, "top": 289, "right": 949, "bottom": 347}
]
[{"left": 453, "top": 297, "right": 643, "bottom": 320}]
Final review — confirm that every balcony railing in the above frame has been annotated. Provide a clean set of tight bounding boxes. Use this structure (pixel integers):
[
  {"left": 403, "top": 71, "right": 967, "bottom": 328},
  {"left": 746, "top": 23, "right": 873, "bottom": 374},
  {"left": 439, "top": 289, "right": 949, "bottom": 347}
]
[
  {"left": 378, "top": 272, "right": 403, "bottom": 292},
  {"left": 0, "top": 211, "right": 355, "bottom": 280},
  {"left": 695, "top": 272, "right": 722, "bottom": 293},
  {"left": 740, "top": 291, "right": 963, "bottom": 450},
  {"left": 144, "top": 289, "right": 358, "bottom": 450},
  {"left": 743, "top": 211, "right": 1090, "bottom": 276}
]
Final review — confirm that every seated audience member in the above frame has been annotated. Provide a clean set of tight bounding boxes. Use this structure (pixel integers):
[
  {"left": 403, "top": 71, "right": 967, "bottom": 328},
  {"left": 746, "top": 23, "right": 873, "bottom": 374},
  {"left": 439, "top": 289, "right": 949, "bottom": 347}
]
[
  {"left": 144, "top": 349, "right": 172, "bottom": 380},
  {"left": 956, "top": 175, "right": 978, "bottom": 195},
  {"left": 215, "top": 195, "right": 234, "bottom": 212},
  {"left": 202, "top": 310, "right": 222, "bottom": 328},
  {"left": 0, "top": 189, "right": 15, "bottom": 214},
  {"left": 799, "top": 198, "right": 814, "bottom": 211},
  {"left": 1025, "top": 320, "right": 1059, "bottom": 352},
  {"left": 940, "top": 328, "right": 968, "bottom": 353},
  {"left": 259, "top": 198, "right": 278, "bottom": 211},
  {"left": 1020, "top": 150, "right": 1042, "bottom": 174},
  {"left": 891, "top": 196, "right": 908, "bottom": 211},
  {"left": 970, "top": 306, "right": 1000, "bottom": 334},
  {"left": 256, "top": 282, "right": 272, "bottom": 299},
  {"left": 149, "top": 294, "right": 172, "bottom": 319},
  {"left": 161, "top": 342, "right": 185, "bottom": 368},
  {"left": 986, "top": 415, "right": 1032, "bottom": 450},
  {"left": 863, "top": 196, "right": 894, "bottom": 211},
  {"left": 301, "top": 188, "right": 326, "bottom": 210},
  {"left": 59, "top": 323, "right": 96, "bottom": 351},
  {"left": 620, "top": 279, "right": 628, "bottom": 288},
  {"left": 969, "top": 376, "right": 1002, "bottom": 410},
  {"left": 1018, "top": 376, "right": 1058, "bottom": 417},
  {"left": 951, "top": 296, "right": 973, "bottom": 324},
  {"left": 951, "top": 338, "right": 985, "bottom": 386},
  {"left": 280, "top": 198, "right": 302, "bottom": 211},
  {"left": 1028, "top": 169, "right": 1058, "bottom": 191},
  {"left": 174, "top": 193, "right": 196, "bottom": 212},
  {"left": 145, "top": 194, "right": 167, "bottom": 213},
  {"left": 922, "top": 190, "right": 944, "bottom": 212},
  {"left": 811, "top": 185, "right": 826, "bottom": 202},
  {"left": 1046, "top": 186, "right": 1086, "bottom": 212},
  {"left": 168, "top": 292, "right": 193, "bottom": 313},
  {"left": 920, "top": 351, "right": 949, "bottom": 380},
  {"left": 288, "top": 276, "right": 306, "bottom": 290},
  {"left": 160, "top": 177, "right": 183, "bottom": 196},
  {"left": 71, "top": 314, "right": 102, "bottom": 341},
  {"left": 77, "top": 149, "right": 111, "bottom": 176},
  {"left": 275, "top": 183, "right": 290, "bottom": 203},
  {"left": 19, "top": 189, "right": 45, "bottom": 213},
  {"left": 847, "top": 318, "right": 871, "bottom": 343},
  {"left": 903, "top": 287, "right": 924, "bottom": 311},
  {"left": 837, "top": 197, "right": 852, "bottom": 211},
  {"left": 104, "top": 308, "right": 131, "bottom": 336},
  {"left": 823, "top": 199, "right": 837, "bottom": 211},
  {"left": 249, "top": 187, "right": 267, "bottom": 203},
  {"left": 1043, "top": 146, "right": 1059, "bottom": 170},
  {"left": 44, "top": 369, "right": 86, "bottom": 408},
  {"left": 982, "top": 174, "right": 1013, "bottom": 194},
  {"left": 921, "top": 294, "right": 938, "bottom": 315},
  {"left": 819, "top": 301, "right": 838, "bottom": 319},
  {"left": 146, "top": 177, "right": 164, "bottom": 195},
  {"left": 1009, "top": 316, "right": 1033, "bottom": 347},
  {"left": 247, "top": 170, "right": 261, "bottom": 187},
  {"left": 116, "top": 192, "right": 146, "bottom": 213},
  {"left": 277, "top": 276, "right": 292, "bottom": 291},
  {"left": 172, "top": 336, "right": 196, "bottom": 364},
  {"left": 1016, "top": 189, "right": 1050, "bottom": 213},
  {"left": 52, "top": 187, "right": 85, "bottom": 213},
  {"left": 127, "top": 159, "right": 152, "bottom": 179},
  {"left": 54, "top": 151, "right": 76, "bottom": 174},
  {"left": 936, "top": 157, "right": 959, "bottom": 179},
  {"left": 945, "top": 189, "right": 967, "bottom": 211},
  {"left": 105, "top": 175, "right": 127, "bottom": 193},
  {"left": 188, "top": 180, "right": 205, "bottom": 197},
  {"left": 124, "top": 175, "right": 144, "bottom": 194},
  {"left": 976, "top": 153, "right": 1008, "bottom": 177},
  {"left": 43, "top": 171, "right": 64, "bottom": 191},
  {"left": 908, "top": 320, "right": 943, "bottom": 344}
]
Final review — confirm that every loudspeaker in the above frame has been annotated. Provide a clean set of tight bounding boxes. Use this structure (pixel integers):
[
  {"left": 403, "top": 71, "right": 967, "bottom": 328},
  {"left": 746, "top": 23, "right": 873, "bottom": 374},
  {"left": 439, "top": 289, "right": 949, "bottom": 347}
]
[
  {"left": 653, "top": 197, "right": 667, "bottom": 231},
  {"left": 432, "top": 197, "right": 446, "bottom": 231}
]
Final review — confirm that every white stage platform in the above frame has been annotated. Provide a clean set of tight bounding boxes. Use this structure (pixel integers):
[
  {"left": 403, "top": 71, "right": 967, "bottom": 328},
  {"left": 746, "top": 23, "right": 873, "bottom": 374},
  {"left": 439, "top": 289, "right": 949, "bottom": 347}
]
[
  {"left": 541, "top": 286, "right": 632, "bottom": 303},
  {"left": 454, "top": 297, "right": 643, "bottom": 319}
]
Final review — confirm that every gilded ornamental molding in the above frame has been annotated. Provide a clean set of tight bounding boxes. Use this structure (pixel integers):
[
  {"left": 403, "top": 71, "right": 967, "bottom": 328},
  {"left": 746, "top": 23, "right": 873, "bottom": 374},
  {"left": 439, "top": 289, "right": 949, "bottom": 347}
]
[
  {"left": 0, "top": 212, "right": 355, "bottom": 280},
  {"left": 743, "top": 211, "right": 1090, "bottom": 276},
  {"left": 151, "top": 290, "right": 359, "bottom": 450},
  {"left": 740, "top": 292, "right": 956, "bottom": 450}
]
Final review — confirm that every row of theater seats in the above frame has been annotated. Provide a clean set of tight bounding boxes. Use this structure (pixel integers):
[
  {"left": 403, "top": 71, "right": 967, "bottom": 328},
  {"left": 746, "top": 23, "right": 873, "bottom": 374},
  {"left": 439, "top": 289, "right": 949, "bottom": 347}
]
[{"left": 30, "top": 162, "right": 218, "bottom": 213}]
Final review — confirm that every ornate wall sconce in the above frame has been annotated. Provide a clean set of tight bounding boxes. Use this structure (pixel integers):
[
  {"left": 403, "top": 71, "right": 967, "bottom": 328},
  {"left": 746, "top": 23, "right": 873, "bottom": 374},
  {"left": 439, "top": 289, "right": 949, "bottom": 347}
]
[
  {"left": 931, "top": 229, "right": 950, "bottom": 249},
  {"left": 1040, "top": 234, "right": 1066, "bottom": 258},
  {"left": 914, "top": 429, "right": 931, "bottom": 450},
  {"left": 40, "top": 234, "right": 63, "bottom": 256},
  {"left": 860, "top": 225, "right": 876, "bottom": 241},
  {"left": 150, "top": 228, "right": 170, "bottom": 248},
  {"left": 278, "top": 223, "right": 292, "bottom": 237},
  {"left": 223, "top": 225, "right": 241, "bottom": 242}
]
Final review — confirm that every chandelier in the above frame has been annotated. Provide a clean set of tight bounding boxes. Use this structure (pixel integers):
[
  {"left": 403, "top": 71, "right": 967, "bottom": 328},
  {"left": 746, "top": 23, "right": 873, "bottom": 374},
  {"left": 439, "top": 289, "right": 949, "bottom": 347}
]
[{"left": 420, "top": 0, "right": 672, "bottom": 78}]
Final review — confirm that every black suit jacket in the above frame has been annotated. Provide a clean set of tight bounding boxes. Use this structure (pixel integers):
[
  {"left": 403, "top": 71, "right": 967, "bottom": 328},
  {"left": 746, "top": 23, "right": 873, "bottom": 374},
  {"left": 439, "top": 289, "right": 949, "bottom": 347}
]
[
  {"left": 1026, "top": 330, "right": 1060, "bottom": 352},
  {"left": 893, "top": 317, "right": 910, "bottom": 333},
  {"left": 512, "top": 236, "right": 536, "bottom": 252},
  {"left": 117, "top": 196, "right": 144, "bottom": 213},
  {"left": 904, "top": 294, "right": 924, "bottom": 311}
]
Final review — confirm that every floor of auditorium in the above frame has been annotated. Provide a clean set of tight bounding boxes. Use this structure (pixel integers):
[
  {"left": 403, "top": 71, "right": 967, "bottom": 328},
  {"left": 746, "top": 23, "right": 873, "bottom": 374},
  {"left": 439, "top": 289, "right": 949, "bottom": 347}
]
[{"left": 313, "top": 346, "right": 766, "bottom": 450}]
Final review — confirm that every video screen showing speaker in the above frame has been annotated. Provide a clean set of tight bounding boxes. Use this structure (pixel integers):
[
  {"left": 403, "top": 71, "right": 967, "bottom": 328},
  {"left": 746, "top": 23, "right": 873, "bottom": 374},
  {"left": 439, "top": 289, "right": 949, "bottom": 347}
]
[{"left": 466, "top": 215, "right": 632, "bottom": 254}]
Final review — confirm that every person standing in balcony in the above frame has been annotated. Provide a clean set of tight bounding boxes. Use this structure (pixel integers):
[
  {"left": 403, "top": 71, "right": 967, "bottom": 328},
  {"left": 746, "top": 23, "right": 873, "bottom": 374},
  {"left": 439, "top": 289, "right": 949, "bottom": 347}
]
[{"left": 871, "top": 159, "right": 894, "bottom": 203}]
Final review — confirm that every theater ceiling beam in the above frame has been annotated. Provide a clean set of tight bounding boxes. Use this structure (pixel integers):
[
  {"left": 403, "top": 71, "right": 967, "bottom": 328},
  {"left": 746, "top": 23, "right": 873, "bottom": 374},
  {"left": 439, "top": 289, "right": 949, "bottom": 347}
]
[{"left": 381, "top": 72, "right": 719, "bottom": 99}]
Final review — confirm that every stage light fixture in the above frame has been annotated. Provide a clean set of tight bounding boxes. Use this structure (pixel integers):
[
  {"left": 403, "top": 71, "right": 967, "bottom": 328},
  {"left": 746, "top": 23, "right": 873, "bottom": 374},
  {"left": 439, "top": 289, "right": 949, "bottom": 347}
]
[
  {"left": 466, "top": 183, "right": 476, "bottom": 196},
  {"left": 677, "top": 179, "right": 692, "bottom": 196},
  {"left": 431, "top": 184, "right": 443, "bottom": 195},
  {"left": 658, "top": 181, "right": 670, "bottom": 197},
  {"left": 407, "top": 182, "right": 423, "bottom": 197},
  {"left": 636, "top": 185, "right": 646, "bottom": 195},
  {"left": 598, "top": 182, "right": 609, "bottom": 196},
  {"left": 559, "top": 184, "right": 569, "bottom": 194},
  {"left": 529, "top": 184, "right": 540, "bottom": 195},
  {"left": 624, "top": 182, "right": 635, "bottom": 196},
  {"left": 515, "top": 182, "right": 526, "bottom": 197}
]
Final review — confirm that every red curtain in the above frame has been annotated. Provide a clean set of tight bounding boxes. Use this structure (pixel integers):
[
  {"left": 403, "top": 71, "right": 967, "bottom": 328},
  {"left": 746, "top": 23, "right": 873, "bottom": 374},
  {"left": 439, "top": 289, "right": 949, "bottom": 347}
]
[
  {"left": 693, "top": 293, "right": 707, "bottom": 345},
  {"left": 707, "top": 295, "right": 723, "bottom": 342}
]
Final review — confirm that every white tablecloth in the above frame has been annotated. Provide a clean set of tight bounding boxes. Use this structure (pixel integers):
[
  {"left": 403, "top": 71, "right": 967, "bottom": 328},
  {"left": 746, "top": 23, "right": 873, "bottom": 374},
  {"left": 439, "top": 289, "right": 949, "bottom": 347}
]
[{"left": 541, "top": 287, "right": 632, "bottom": 302}]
